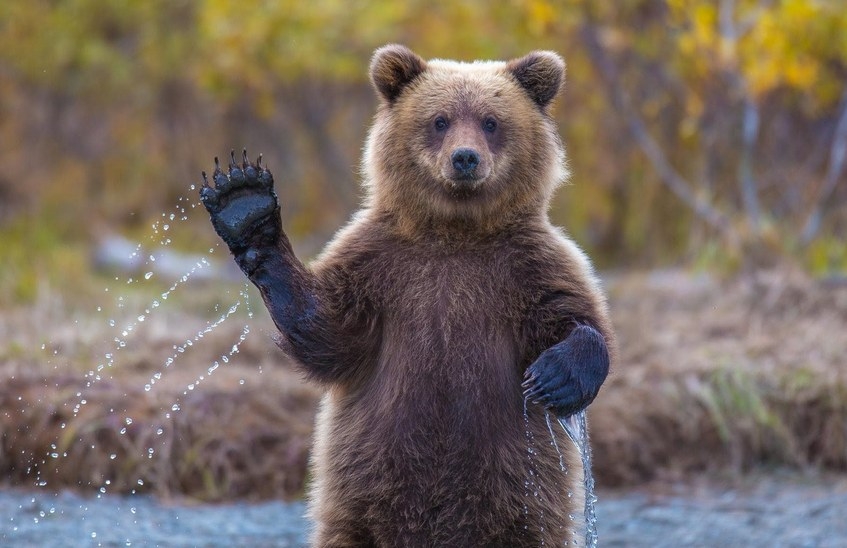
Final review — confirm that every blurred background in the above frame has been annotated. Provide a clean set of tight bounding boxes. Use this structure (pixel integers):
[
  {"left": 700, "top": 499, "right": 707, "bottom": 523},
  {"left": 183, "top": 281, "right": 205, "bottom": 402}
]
[
  {"left": 1, "top": 1, "right": 847, "bottom": 543},
  {"left": 2, "top": 0, "right": 846, "bottom": 303}
]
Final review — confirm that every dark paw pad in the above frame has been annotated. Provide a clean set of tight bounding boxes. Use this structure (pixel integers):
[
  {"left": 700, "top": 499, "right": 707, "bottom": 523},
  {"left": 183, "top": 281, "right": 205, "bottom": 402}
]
[
  {"left": 200, "top": 149, "right": 279, "bottom": 252},
  {"left": 522, "top": 324, "right": 610, "bottom": 417}
]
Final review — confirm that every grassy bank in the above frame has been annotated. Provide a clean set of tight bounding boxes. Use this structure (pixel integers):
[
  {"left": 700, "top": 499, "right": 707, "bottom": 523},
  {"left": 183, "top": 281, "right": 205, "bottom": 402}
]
[
  {"left": 1, "top": 269, "right": 845, "bottom": 501},
  {"left": 593, "top": 270, "right": 847, "bottom": 485}
]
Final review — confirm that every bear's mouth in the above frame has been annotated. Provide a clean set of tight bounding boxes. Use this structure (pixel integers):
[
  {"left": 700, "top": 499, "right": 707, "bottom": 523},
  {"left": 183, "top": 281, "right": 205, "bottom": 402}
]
[{"left": 445, "top": 176, "right": 484, "bottom": 199}]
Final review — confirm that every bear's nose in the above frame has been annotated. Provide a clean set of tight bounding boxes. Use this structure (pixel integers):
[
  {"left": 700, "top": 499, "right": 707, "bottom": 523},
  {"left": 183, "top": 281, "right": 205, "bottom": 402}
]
[{"left": 451, "top": 148, "right": 480, "bottom": 175}]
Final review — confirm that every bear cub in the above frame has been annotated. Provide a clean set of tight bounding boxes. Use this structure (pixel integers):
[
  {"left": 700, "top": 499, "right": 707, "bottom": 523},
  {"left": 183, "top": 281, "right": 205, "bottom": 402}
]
[{"left": 201, "top": 44, "right": 616, "bottom": 547}]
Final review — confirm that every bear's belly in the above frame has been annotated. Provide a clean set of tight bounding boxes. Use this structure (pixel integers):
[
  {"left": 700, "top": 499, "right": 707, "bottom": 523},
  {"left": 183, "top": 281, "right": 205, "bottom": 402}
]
[{"left": 309, "top": 322, "right": 580, "bottom": 544}]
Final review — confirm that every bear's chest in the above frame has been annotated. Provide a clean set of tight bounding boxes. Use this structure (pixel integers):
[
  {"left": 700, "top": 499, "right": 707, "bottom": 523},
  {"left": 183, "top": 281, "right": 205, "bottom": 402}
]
[
  {"left": 377, "top": 246, "right": 521, "bottom": 359},
  {"left": 353, "top": 247, "right": 526, "bottom": 422}
]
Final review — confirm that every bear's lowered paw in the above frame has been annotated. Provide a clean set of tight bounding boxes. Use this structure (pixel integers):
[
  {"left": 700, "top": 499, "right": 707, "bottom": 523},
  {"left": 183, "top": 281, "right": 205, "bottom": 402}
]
[
  {"left": 200, "top": 149, "right": 280, "bottom": 264},
  {"left": 522, "top": 324, "right": 610, "bottom": 418}
]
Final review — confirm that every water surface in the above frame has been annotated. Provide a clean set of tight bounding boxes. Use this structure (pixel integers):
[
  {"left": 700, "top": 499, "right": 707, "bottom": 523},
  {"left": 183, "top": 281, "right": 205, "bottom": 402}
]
[{"left": 1, "top": 490, "right": 308, "bottom": 547}]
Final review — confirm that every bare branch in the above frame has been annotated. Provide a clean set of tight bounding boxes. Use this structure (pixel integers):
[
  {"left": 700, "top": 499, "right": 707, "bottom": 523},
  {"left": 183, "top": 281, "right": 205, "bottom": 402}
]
[
  {"left": 579, "top": 22, "right": 736, "bottom": 240},
  {"left": 719, "top": 0, "right": 739, "bottom": 42},
  {"left": 738, "top": 98, "right": 762, "bottom": 228},
  {"left": 800, "top": 86, "right": 847, "bottom": 245},
  {"left": 721, "top": 0, "right": 763, "bottom": 231}
]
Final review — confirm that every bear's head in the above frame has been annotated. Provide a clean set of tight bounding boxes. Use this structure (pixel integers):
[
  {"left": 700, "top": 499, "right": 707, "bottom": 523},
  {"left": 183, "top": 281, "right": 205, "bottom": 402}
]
[{"left": 364, "top": 44, "right": 568, "bottom": 231}]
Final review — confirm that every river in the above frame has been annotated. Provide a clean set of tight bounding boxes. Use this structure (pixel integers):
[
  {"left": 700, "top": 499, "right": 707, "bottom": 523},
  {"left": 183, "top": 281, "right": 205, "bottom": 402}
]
[{"left": 3, "top": 472, "right": 846, "bottom": 547}]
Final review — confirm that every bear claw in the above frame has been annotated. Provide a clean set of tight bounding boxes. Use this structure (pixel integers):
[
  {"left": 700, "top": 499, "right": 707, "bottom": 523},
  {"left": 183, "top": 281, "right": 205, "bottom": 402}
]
[
  {"left": 199, "top": 148, "right": 280, "bottom": 258},
  {"left": 522, "top": 324, "right": 610, "bottom": 417}
]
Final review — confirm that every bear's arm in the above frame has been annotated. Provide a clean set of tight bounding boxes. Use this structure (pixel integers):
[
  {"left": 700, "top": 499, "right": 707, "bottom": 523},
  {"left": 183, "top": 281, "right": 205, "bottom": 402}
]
[
  {"left": 520, "top": 270, "right": 616, "bottom": 418},
  {"left": 200, "top": 152, "right": 379, "bottom": 385},
  {"left": 247, "top": 235, "right": 381, "bottom": 386}
]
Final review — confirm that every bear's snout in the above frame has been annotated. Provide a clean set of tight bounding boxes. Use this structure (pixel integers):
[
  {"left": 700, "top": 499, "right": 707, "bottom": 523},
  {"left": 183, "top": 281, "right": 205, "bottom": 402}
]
[{"left": 451, "top": 148, "right": 480, "bottom": 179}]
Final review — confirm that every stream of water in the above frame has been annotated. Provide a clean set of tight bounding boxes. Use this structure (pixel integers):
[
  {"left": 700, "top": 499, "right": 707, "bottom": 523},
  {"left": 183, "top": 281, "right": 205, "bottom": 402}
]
[
  {"left": 527, "top": 402, "right": 599, "bottom": 547},
  {"left": 559, "top": 410, "right": 599, "bottom": 548}
]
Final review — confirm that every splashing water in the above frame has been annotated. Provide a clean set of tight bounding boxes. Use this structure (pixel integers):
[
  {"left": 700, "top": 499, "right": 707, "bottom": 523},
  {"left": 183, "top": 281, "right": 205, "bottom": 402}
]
[
  {"left": 143, "top": 296, "right": 241, "bottom": 393},
  {"left": 34, "top": 184, "right": 258, "bottom": 505},
  {"left": 527, "top": 403, "right": 598, "bottom": 547},
  {"left": 75, "top": 233, "right": 215, "bottom": 416},
  {"left": 559, "top": 410, "right": 598, "bottom": 548},
  {"left": 523, "top": 400, "right": 547, "bottom": 545}
]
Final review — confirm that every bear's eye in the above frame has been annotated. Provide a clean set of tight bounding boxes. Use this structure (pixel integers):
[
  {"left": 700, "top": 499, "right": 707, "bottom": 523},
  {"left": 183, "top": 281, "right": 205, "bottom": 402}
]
[
  {"left": 434, "top": 117, "right": 448, "bottom": 131},
  {"left": 483, "top": 117, "right": 497, "bottom": 133}
]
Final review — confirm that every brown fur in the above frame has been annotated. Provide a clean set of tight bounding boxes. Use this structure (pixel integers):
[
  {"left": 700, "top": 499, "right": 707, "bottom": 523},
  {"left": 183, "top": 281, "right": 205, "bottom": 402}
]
[{"left": 280, "top": 45, "right": 615, "bottom": 546}]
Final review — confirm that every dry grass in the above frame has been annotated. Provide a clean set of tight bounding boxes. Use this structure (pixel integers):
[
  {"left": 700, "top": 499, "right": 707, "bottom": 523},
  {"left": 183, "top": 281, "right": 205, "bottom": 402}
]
[
  {"left": 0, "top": 280, "right": 319, "bottom": 502},
  {"left": 592, "top": 269, "right": 847, "bottom": 486},
  {"left": 1, "top": 269, "right": 845, "bottom": 500}
]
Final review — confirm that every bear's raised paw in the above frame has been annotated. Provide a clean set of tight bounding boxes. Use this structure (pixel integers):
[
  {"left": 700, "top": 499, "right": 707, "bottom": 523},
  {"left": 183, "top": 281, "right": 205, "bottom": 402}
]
[{"left": 200, "top": 149, "right": 280, "bottom": 259}]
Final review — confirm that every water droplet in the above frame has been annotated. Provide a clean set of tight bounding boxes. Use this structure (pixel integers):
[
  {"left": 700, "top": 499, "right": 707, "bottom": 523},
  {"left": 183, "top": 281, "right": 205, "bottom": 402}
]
[{"left": 144, "top": 272, "right": 153, "bottom": 280}]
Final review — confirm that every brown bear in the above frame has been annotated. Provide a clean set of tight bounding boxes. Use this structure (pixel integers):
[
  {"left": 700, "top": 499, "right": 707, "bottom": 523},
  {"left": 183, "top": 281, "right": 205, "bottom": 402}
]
[{"left": 200, "top": 44, "right": 616, "bottom": 547}]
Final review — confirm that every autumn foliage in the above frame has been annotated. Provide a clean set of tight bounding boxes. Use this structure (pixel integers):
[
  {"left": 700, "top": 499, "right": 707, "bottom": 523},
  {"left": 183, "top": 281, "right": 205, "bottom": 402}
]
[{"left": 0, "top": 0, "right": 845, "bottom": 296}]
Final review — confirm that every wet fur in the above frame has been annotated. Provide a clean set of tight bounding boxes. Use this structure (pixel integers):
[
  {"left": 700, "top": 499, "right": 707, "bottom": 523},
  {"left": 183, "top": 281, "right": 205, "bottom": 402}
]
[
  {"left": 202, "top": 45, "right": 616, "bottom": 546},
  {"left": 305, "top": 211, "right": 614, "bottom": 546}
]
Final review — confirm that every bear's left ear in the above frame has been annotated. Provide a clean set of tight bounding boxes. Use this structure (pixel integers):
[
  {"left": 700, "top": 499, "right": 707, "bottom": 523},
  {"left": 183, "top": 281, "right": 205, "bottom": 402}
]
[
  {"left": 370, "top": 44, "right": 427, "bottom": 105},
  {"left": 506, "top": 51, "right": 565, "bottom": 109}
]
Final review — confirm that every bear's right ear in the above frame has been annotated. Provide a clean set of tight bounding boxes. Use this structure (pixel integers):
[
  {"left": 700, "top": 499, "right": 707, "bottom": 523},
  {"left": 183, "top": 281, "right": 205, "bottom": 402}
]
[
  {"left": 369, "top": 44, "right": 427, "bottom": 105},
  {"left": 506, "top": 51, "right": 565, "bottom": 110}
]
